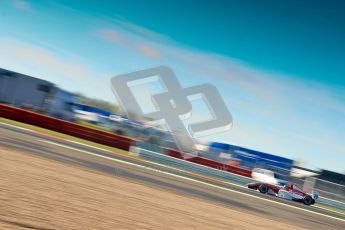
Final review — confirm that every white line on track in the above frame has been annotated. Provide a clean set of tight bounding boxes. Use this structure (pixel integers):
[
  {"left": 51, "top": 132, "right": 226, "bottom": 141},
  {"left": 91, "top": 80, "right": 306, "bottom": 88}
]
[
  {"left": 66, "top": 140, "right": 112, "bottom": 152},
  {"left": 0, "top": 122, "right": 31, "bottom": 131},
  {"left": 38, "top": 139, "right": 345, "bottom": 223}
]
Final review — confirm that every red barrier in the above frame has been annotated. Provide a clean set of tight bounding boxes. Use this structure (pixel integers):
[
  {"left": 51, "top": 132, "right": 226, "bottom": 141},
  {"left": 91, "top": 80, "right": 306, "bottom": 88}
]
[
  {"left": 0, "top": 104, "right": 251, "bottom": 177},
  {"left": 165, "top": 148, "right": 184, "bottom": 159},
  {"left": 0, "top": 104, "right": 134, "bottom": 151},
  {"left": 164, "top": 148, "right": 252, "bottom": 177},
  {"left": 190, "top": 156, "right": 252, "bottom": 177}
]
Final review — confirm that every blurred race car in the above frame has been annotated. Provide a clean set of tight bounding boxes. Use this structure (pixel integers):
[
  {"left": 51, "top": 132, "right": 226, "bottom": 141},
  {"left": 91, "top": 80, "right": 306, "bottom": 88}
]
[
  {"left": 251, "top": 168, "right": 288, "bottom": 186},
  {"left": 247, "top": 182, "right": 319, "bottom": 205}
]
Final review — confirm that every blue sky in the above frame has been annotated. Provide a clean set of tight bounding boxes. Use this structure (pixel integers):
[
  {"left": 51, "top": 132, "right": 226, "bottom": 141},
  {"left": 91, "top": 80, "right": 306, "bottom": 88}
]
[{"left": 0, "top": 0, "right": 344, "bottom": 172}]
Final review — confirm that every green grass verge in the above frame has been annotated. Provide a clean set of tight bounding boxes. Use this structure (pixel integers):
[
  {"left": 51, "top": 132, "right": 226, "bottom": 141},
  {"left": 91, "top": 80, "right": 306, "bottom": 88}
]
[
  {"left": 0, "top": 117, "right": 131, "bottom": 156},
  {"left": 315, "top": 203, "right": 345, "bottom": 214}
]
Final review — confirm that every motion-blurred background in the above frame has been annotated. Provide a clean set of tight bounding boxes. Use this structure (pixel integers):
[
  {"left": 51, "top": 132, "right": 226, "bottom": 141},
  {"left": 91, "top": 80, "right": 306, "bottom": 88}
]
[{"left": 1, "top": 0, "right": 344, "bottom": 212}]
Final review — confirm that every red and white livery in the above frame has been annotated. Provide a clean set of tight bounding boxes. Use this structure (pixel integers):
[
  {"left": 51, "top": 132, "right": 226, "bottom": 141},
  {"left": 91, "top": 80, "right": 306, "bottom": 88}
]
[{"left": 247, "top": 182, "right": 319, "bottom": 205}]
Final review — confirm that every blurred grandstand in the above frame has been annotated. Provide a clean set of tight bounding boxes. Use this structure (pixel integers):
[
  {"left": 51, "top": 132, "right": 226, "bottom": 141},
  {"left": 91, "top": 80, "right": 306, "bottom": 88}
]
[{"left": 0, "top": 68, "right": 76, "bottom": 121}]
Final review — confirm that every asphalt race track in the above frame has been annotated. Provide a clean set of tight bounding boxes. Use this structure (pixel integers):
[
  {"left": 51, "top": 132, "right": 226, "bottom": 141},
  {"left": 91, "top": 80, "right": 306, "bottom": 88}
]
[{"left": 1, "top": 122, "right": 345, "bottom": 230}]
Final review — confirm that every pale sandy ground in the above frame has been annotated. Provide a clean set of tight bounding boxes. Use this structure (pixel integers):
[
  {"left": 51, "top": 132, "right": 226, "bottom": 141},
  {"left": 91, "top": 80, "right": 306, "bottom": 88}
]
[{"left": 0, "top": 146, "right": 305, "bottom": 230}]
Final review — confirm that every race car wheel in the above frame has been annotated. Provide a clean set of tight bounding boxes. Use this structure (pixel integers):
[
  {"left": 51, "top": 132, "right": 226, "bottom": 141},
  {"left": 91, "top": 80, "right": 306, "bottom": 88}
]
[
  {"left": 259, "top": 184, "right": 269, "bottom": 194},
  {"left": 303, "top": 195, "right": 313, "bottom": 205}
]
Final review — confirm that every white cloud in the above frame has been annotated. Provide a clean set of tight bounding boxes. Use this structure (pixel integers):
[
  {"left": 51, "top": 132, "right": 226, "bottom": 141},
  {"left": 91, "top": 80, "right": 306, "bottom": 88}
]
[
  {"left": 11, "top": 0, "right": 32, "bottom": 12},
  {"left": 97, "top": 28, "right": 123, "bottom": 44},
  {"left": 0, "top": 39, "right": 94, "bottom": 81},
  {"left": 136, "top": 44, "right": 161, "bottom": 58},
  {"left": 97, "top": 28, "right": 162, "bottom": 59}
]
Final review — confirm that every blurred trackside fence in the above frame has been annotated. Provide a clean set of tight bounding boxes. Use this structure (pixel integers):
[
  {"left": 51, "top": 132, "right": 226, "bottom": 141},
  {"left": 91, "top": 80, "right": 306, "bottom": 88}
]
[
  {"left": 0, "top": 104, "right": 134, "bottom": 151},
  {"left": 135, "top": 145, "right": 255, "bottom": 184},
  {"left": 134, "top": 141, "right": 253, "bottom": 177},
  {"left": 1, "top": 104, "right": 345, "bottom": 211},
  {"left": 313, "top": 179, "right": 345, "bottom": 202}
]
